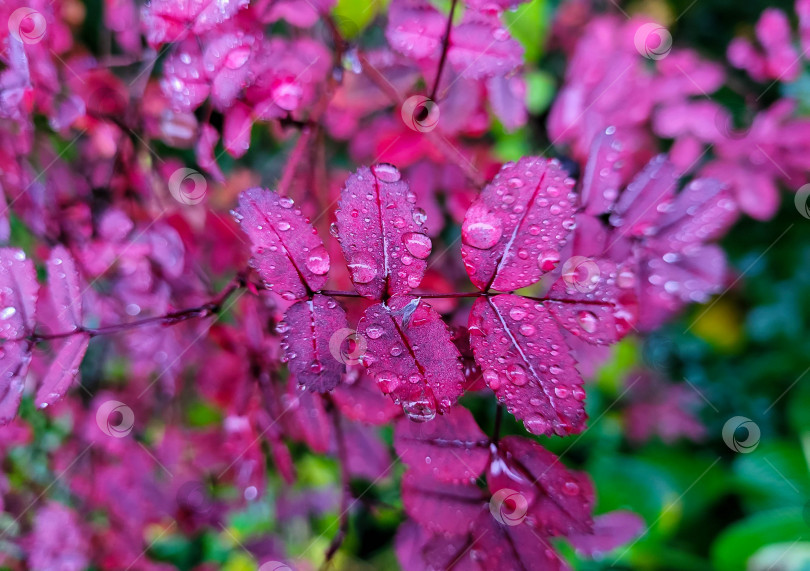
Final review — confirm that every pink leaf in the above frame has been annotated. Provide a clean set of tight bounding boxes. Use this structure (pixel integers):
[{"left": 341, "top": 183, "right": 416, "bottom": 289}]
[
  {"left": 580, "top": 127, "right": 626, "bottom": 216},
  {"left": 401, "top": 469, "right": 486, "bottom": 535},
  {"left": 385, "top": 0, "right": 445, "bottom": 62},
  {"left": 235, "top": 188, "right": 330, "bottom": 299},
  {"left": 608, "top": 155, "right": 679, "bottom": 239},
  {"left": 0, "top": 248, "right": 39, "bottom": 340},
  {"left": 160, "top": 40, "right": 210, "bottom": 112},
  {"left": 141, "top": 0, "right": 249, "bottom": 47},
  {"left": 654, "top": 178, "right": 738, "bottom": 250},
  {"left": 468, "top": 295, "right": 586, "bottom": 436},
  {"left": 448, "top": 10, "right": 524, "bottom": 80},
  {"left": 342, "top": 421, "right": 392, "bottom": 481},
  {"left": 395, "top": 520, "right": 476, "bottom": 571},
  {"left": 394, "top": 406, "right": 489, "bottom": 482},
  {"left": 0, "top": 341, "right": 31, "bottom": 426},
  {"left": 486, "top": 74, "right": 528, "bottom": 132},
  {"left": 223, "top": 101, "right": 253, "bottom": 158},
  {"left": 461, "top": 157, "right": 576, "bottom": 291},
  {"left": 196, "top": 124, "right": 225, "bottom": 182},
  {"left": 358, "top": 295, "right": 465, "bottom": 418},
  {"left": 204, "top": 33, "right": 257, "bottom": 110},
  {"left": 471, "top": 511, "right": 571, "bottom": 571},
  {"left": 568, "top": 510, "right": 645, "bottom": 557},
  {"left": 335, "top": 165, "right": 431, "bottom": 299},
  {"left": 489, "top": 436, "right": 594, "bottom": 536},
  {"left": 35, "top": 333, "right": 90, "bottom": 408},
  {"left": 544, "top": 259, "right": 637, "bottom": 345},
  {"left": 280, "top": 294, "right": 347, "bottom": 392},
  {"left": 331, "top": 371, "right": 402, "bottom": 425},
  {"left": 47, "top": 245, "right": 83, "bottom": 332}
]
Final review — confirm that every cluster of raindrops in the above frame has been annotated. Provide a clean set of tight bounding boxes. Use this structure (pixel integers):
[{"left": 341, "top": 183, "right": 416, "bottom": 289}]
[
  {"left": 461, "top": 157, "right": 577, "bottom": 292},
  {"left": 469, "top": 296, "right": 586, "bottom": 437}
]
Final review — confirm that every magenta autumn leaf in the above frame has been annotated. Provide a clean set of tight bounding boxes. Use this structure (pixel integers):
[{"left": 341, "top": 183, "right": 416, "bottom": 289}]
[
  {"left": 489, "top": 436, "right": 593, "bottom": 536},
  {"left": 394, "top": 406, "right": 489, "bottom": 482},
  {"left": 544, "top": 259, "right": 637, "bottom": 345},
  {"left": 385, "top": 0, "right": 446, "bottom": 62},
  {"left": 140, "top": 0, "right": 249, "bottom": 47},
  {"left": 331, "top": 372, "right": 402, "bottom": 425},
  {"left": 447, "top": 9, "right": 524, "bottom": 80},
  {"left": 608, "top": 155, "right": 679, "bottom": 239},
  {"left": 401, "top": 469, "right": 486, "bottom": 535},
  {"left": 279, "top": 294, "right": 347, "bottom": 393},
  {"left": 470, "top": 511, "right": 571, "bottom": 571},
  {"left": 35, "top": 333, "right": 90, "bottom": 408},
  {"left": 395, "top": 520, "right": 478, "bottom": 571},
  {"left": 234, "top": 188, "right": 330, "bottom": 300},
  {"left": 461, "top": 157, "right": 576, "bottom": 292},
  {"left": 358, "top": 295, "right": 465, "bottom": 419},
  {"left": 0, "top": 341, "right": 31, "bottom": 426},
  {"left": 47, "top": 245, "right": 83, "bottom": 332},
  {"left": 469, "top": 295, "right": 586, "bottom": 436},
  {"left": 568, "top": 511, "right": 645, "bottom": 557},
  {"left": 0, "top": 249, "right": 38, "bottom": 340},
  {"left": 335, "top": 165, "right": 432, "bottom": 299}
]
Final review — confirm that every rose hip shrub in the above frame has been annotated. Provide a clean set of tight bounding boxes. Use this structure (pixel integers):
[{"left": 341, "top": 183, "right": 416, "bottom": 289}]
[{"left": 0, "top": 0, "right": 808, "bottom": 569}]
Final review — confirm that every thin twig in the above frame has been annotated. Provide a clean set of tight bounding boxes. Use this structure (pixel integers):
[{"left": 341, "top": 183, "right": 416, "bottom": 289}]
[{"left": 430, "top": 0, "right": 459, "bottom": 102}]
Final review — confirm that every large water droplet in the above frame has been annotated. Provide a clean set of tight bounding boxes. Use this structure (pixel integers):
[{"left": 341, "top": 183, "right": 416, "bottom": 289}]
[
  {"left": 305, "top": 246, "right": 330, "bottom": 275},
  {"left": 375, "top": 370, "right": 400, "bottom": 394},
  {"left": 372, "top": 163, "right": 402, "bottom": 183},
  {"left": 506, "top": 363, "right": 528, "bottom": 386},
  {"left": 577, "top": 310, "right": 598, "bottom": 333},
  {"left": 462, "top": 209, "right": 503, "bottom": 250},
  {"left": 348, "top": 253, "right": 377, "bottom": 284},
  {"left": 402, "top": 232, "right": 432, "bottom": 259},
  {"left": 538, "top": 249, "right": 560, "bottom": 272},
  {"left": 402, "top": 394, "right": 436, "bottom": 422}
]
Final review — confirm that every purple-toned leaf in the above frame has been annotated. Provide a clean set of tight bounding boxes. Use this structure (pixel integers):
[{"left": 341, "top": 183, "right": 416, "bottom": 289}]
[
  {"left": 358, "top": 295, "right": 465, "bottom": 418},
  {"left": 608, "top": 155, "right": 678, "bottom": 238},
  {"left": 331, "top": 371, "right": 402, "bottom": 424},
  {"left": 461, "top": 157, "right": 576, "bottom": 292},
  {"left": 401, "top": 469, "right": 486, "bottom": 535},
  {"left": 235, "top": 188, "right": 330, "bottom": 300},
  {"left": 0, "top": 341, "right": 31, "bottom": 426},
  {"left": 141, "top": 0, "right": 249, "bottom": 47},
  {"left": 468, "top": 295, "right": 586, "bottom": 436},
  {"left": 489, "top": 436, "right": 594, "bottom": 536},
  {"left": 161, "top": 40, "right": 210, "bottom": 112},
  {"left": 655, "top": 178, "right": 739, "bottom": 250},
  {"left": 568, "top": 510, "right": 645, "bottom": 557},
  {"left": 224, "top": 101, "right": 253, "bottom": 158},
  {"left": 385, "top": 0, "right": 445, "bottom": 62},
  {"left": 471, "top": 511, "right": 571, "bottom": 571},
  {"left": 280, "top": 294, "right": 346, "bottom": 392},
  {"left": 0, "top": 248, "right": 38, "bottom": 340},
  {"left": 394, "top": 406, "right": 489, "bottom": 482},
  {"left": 47, "top": 245, "right": 83, "bottom": 332},
  {"left": 342, "top": 421, "right": 392, "bottom": 481},
  {"left": 448, "top": 10, "right": 524, "bottom": 80},
  {"left": 35, "top": 333, "right": 90, "bottom": 408},
  {"left": 544, "top": 259, "right": 637, "bottom": 345},
  {"left": 283, "top": 380, "right": 332, "bottom": 453},
  {"left": 335, "top": 164, "right": 432, "bottom": 299},
  {"left": 395, "top": 520, "right": 477, "bottom": 571},
  {"left": 487, "top": 74, "right": 528, "bottom": 132},
  {"left": 580, "top": 127, "right": 625, "bottom": 216}
]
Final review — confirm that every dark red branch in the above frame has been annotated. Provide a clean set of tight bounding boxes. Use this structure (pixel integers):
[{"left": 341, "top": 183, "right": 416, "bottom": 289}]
[{"left": 430, "top": 0, "right": 459, "bottom": 102}]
